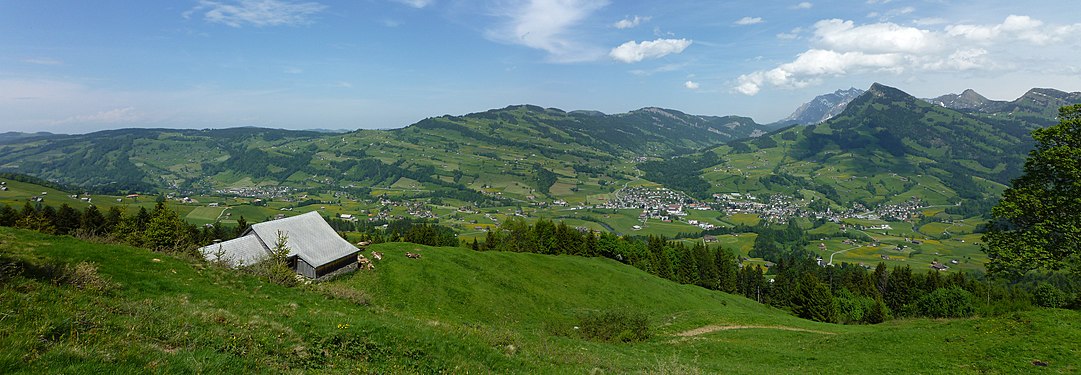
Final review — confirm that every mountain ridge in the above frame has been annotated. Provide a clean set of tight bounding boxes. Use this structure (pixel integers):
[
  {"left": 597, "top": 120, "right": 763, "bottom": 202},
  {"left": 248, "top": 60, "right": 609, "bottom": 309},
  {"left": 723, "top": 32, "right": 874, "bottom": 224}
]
[{"left": 776, "top": 87, "right": 866, "bottom": 126}]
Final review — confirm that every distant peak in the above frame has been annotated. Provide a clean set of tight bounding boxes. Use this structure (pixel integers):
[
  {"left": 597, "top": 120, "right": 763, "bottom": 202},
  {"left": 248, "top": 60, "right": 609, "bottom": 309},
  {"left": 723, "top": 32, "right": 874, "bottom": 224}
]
[
  {"left": 868, "top": 82, "right": 890, "bottom": 92},
  {"left": 958, "top": 89, "right": 988, "bottom": 101},
  {"left": 866, "top": 83, "right": 914, "bottom": 99}
]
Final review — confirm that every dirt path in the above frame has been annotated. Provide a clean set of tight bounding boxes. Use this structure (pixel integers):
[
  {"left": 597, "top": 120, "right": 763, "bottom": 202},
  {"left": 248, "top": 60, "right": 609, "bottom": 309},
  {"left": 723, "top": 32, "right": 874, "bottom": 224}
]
[{"left": 675, "top": 324, "right": 835, "bottom": 337}]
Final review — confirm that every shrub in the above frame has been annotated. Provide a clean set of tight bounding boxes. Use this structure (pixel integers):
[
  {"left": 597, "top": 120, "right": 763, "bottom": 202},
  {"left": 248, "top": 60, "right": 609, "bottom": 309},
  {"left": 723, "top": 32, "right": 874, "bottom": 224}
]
[
  {"left": 913, "top": 286, "right": 975, "bottom": 318},
  {"left": 64, "top": 261, "right": 117, "bottom": 293},
  {"left": 1032, "top": 283, "right": 1069, "bottom": 308},
  {"left": 576, "top": 310, "right": 651, "bottom": 343}
]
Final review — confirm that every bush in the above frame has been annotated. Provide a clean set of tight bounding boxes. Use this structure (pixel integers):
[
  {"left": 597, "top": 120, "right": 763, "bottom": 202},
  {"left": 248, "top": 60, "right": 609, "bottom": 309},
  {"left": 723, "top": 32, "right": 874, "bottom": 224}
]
[
  {"left": 912, "top": 286, "right": 975, "bottom": 318},
  {"left": 576, "top": 310, "right": 651, "bottom": 343},
  {"left": 1032, "top": 283, "right": 1069, "bottom": 308}
]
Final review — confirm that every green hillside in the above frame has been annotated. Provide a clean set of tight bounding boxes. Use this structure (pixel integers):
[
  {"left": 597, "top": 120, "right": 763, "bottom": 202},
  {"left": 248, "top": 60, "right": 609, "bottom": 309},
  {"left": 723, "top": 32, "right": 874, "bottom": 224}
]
[
  {"left": 643, "top": 84, "right": 1032, "bottom": 207},
  {"left": 2, "top": 227, "right": 1079, "bottom": 373},
  {"left": 0, "top": 106, "right": 770, "bottom": 204}
]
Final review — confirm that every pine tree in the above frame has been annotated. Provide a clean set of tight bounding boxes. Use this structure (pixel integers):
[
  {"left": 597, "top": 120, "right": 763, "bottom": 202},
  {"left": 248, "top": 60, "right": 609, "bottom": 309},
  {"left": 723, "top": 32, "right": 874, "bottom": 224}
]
[
  {"left": 885, "top": 265, "right": 915, "bottom": 315},
  {"left": 234, "top": 215, "right": 250, "bottom": 237},
  {"left": 793, "top": 273, "right": 837, "bottom": 323},
  {"left": 54, "top": 203, "right": 80, "bottom": 235},
  {"left": 0, "top": 204, "right": 17, "bottom": 227},
  {"left": 143, "top": 202, "right": 192, "bottom": 252},
  {"left": 80, "top": 205, "right": 106, "bottom": 236},
  {"left": 714, "top": 247, "right": 738, "bottom": 293},
  {"left": 873, "top": 262, "right": 889, "bottom": 297},
  {"left": 692, "top": 242, "right": 718, "bottom": 289},
  {"left": 865, "top": 295, "right": 889, "bottom": 324},
  {"left": 104, "top": 206, "right": 124, "bottom": 233}
]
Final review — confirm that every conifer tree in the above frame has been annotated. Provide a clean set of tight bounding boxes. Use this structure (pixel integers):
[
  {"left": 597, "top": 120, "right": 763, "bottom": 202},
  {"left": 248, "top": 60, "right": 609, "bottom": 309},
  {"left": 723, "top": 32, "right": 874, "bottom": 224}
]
[
  {"left": 54, "top": 203, "right": 80, "bottom": 235},
  {"left": 793, "top": 272, "right": 837, "bottom": 323},
  {"left": 80, "top": 205, "right": 106, "bottom": 236}
]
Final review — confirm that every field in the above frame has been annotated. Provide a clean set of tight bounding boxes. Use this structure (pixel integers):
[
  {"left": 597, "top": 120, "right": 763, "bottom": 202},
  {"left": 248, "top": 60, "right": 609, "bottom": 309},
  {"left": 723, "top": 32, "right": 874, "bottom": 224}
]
[{"left": 2, "top": 227, "right": 1078, "bottom": 373}]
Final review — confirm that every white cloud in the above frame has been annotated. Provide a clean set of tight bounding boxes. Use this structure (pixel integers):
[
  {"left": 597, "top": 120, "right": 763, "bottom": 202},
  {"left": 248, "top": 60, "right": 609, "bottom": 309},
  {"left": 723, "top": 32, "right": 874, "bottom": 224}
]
[
  {"left": 913, "top": 17, "right": 947, "bottom": 26},
  {"left": 735, "top": 16, "right": 763, "bottom": 26},
  {"left": 22, "top": 58, "right": 63, "bottom": 66},
  {"left": 48, "top": 107, "right": 142, "bottom": 126},
  {"left": 393, "top": 0, "right": 433, "bottom": 8},
  {"left": 733, "top": 14, "right": 1081, "bottom": 95},
  {"left": 609, "top": 38, "right": 692, "bottom": 63},
  {"left": 485, "top": 0, "right": 610, "bottom": 63},
  {"left": 777, "top": 27, "right": 803, "bottom": 40},
  {"left": 922, "top": 48, "right": 989, "bottom": 71},
  {"left": 684, "top": 80, "right": 700, "bottom": 90},
  {"left": 737, "top": 49, "right": 904, "bottom": 95},
  {"left": 614, "top": 15, "right": 649, "bottom": 29},
  {"left": 185, "top": 0, "right": 326, "bottom": 28},
  {"left": 628, "top": 63, "right": 686, "bottom": 76},
  {"left": 814, "top": 19, "right": 941, "bottom": 54},
  {"left": 947, "top": 15, "right": 1077, "bottom": 45},
  {"left": 793, "top": 2, "right": 812, "bottom": 10}
]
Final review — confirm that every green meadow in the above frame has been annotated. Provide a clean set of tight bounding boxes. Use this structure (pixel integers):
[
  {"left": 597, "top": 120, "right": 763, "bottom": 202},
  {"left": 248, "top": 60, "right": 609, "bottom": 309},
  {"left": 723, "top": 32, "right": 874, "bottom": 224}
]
[{"left": 1, "top": 227, "right": 1077, "bottom": 373}]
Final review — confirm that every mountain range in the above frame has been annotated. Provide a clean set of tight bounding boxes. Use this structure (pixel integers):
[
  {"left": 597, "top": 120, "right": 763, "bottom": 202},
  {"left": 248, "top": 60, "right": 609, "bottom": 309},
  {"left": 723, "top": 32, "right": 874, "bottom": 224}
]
[{"left": 0, "top": 84, "right": 1078, "bottom": 213}]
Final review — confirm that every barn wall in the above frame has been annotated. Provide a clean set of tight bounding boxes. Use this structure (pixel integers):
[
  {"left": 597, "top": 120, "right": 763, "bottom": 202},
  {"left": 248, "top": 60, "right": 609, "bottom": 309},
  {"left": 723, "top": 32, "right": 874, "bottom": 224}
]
[
  {"left": 296, "top": 259, "right": 317, "bottom": 279},
  {"left": 315, "top": 251, "right": 360, "bottom": 278}
]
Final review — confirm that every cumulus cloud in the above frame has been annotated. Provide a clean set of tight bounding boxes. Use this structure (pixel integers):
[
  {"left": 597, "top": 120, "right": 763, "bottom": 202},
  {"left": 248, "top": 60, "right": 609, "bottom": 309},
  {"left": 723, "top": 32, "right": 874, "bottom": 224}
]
[
  {"left": 732, "top": 15, "right": 1081, "bottom": 95},
  {"left": 393, "top": 0, "right": 433, "bottom": 8},
  {"left": 614, "top": 15, "right": 649, "bottom": 29},
  {"left": 946, "top": 15, "right": 1077, "bottom": 45},
  {"left": 734, "top": 16, "right": 763, "bottom": 26},
  {"left": 736, "top": 49, "right": 903, "bottom": 95},
  {"left": 793, "top": 2, "right": 812, "bottom": 9},
  {"left": 609, "top": 38, "right": 692, "bottom": 63},
  {"left": 486, "top": 0, "right": 610, "bottom": 63},
  {"left": 684, "top": 80, "right": 700, "bottom": 90},
  {"left": 185, "top": 0, "right": 326, "bottom": 28},
  {"left": 813, "top": 19, "right": 941, "bottom": 53}
]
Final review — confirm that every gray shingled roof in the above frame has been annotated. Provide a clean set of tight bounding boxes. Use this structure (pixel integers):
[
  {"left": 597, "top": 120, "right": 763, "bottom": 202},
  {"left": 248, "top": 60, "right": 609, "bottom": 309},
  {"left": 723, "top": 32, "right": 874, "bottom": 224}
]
[
  {"left": 248, "top": 211, "right": 357, "bottom": 268},
  {"left": 198, "top": 211, "right": 357, "bottom": 269},
  {"left": 198, "top": 235, "right": 269, "bottom": 267}
]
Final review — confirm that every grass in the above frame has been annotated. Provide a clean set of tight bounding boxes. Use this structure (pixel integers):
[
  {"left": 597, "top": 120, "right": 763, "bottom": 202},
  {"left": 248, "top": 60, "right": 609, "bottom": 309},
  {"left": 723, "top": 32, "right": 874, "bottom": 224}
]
[{"left": 2, "top": 227, "right": 1079, "bottom": 373}]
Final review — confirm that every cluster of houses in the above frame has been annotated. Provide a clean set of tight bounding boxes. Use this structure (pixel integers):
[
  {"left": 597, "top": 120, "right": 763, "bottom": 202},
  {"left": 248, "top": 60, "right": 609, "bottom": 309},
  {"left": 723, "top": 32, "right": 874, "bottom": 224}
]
[
  {"left": 714, "top": 192, "right": 927, "bottom": 225},
  {"left": 600, "top": 186, "right": 703, "bottom": 213},
  {"left": 715, "top": 193, "right": 801, "bottom": 223},
  {"left": 214, "top": 186, "right": 293, "bottom": 199}
]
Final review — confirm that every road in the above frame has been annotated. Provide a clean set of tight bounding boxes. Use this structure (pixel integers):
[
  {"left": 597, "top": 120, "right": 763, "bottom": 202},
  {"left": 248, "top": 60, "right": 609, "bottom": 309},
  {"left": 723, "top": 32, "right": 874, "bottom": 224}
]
[{"left": 827, "top": 245, "right": 862, "bottom": 266}]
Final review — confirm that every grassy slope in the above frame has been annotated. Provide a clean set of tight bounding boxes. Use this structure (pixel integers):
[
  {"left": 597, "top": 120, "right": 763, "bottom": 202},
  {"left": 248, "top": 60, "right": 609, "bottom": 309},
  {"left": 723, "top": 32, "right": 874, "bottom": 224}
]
[{"left": 1, "top": 228, "right": 1079, "bottom": 373}]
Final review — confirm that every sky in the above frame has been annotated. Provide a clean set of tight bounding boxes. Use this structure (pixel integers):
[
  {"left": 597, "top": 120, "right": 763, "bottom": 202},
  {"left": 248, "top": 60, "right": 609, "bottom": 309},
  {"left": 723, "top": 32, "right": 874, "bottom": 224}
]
[{"left": 2, "top": 0, "right": 1080, "bottom": 134}]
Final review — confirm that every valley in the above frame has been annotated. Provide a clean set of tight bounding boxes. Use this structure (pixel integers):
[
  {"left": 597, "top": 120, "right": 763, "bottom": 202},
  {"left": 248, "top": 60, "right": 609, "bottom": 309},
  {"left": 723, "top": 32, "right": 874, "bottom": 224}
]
[
  {"left": 2, "top": 83, "right": 1081, "bottom": 373},
  {"left": 2, "top": 84, "right": 1079, "bottom": 275}
]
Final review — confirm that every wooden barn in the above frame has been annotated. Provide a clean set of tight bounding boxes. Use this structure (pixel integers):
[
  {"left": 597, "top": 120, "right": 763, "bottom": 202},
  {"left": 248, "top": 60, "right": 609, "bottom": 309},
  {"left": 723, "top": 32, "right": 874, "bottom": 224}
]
[{"left": 198, "top": 211, "right": 359, "bottom": 279}]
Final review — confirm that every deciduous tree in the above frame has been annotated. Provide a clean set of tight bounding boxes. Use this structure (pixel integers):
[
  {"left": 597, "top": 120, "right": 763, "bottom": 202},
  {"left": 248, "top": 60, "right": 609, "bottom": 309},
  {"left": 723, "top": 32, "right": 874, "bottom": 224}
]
[{"left": 985, "top": 104, "right": 1081, "bottom": 277}]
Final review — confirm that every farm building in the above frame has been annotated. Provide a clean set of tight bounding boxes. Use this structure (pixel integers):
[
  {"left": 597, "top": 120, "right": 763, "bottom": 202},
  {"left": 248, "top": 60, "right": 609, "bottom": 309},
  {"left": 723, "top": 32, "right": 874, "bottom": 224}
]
[{"left": 198, "top": 211, "right": 359, "bottom": 279}]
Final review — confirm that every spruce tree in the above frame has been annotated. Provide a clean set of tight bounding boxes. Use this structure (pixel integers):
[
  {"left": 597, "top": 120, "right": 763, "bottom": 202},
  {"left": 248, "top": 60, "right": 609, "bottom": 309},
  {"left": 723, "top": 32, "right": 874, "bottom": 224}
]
[
  {"left": 80, "top": 205, "right": 106, "bottom": 236},
  {"left": 793, "top": 273, "right": 837, "bottom": 323}
]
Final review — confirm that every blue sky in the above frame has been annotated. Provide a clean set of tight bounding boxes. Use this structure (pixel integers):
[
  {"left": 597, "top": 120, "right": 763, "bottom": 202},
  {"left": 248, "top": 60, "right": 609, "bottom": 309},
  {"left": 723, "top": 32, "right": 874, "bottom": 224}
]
[{"left": 2, "top": 0, "right": 1080, "bottom": 133}]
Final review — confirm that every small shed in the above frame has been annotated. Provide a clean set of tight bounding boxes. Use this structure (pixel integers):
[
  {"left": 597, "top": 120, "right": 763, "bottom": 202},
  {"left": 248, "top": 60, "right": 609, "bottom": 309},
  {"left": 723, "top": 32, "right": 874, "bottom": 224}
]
[{"left": 198, "top": 211, "right": 359, "bottom": 279}]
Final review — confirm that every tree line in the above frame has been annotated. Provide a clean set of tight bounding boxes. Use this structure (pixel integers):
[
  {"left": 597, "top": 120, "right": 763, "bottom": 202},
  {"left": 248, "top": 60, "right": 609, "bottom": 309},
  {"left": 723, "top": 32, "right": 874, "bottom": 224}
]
[
  {"left": 471, "top": 217, "right": 1078, "bottom": 324},
  {"left": 0, "top": 201, "right": 242, "bottom": 255}
]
